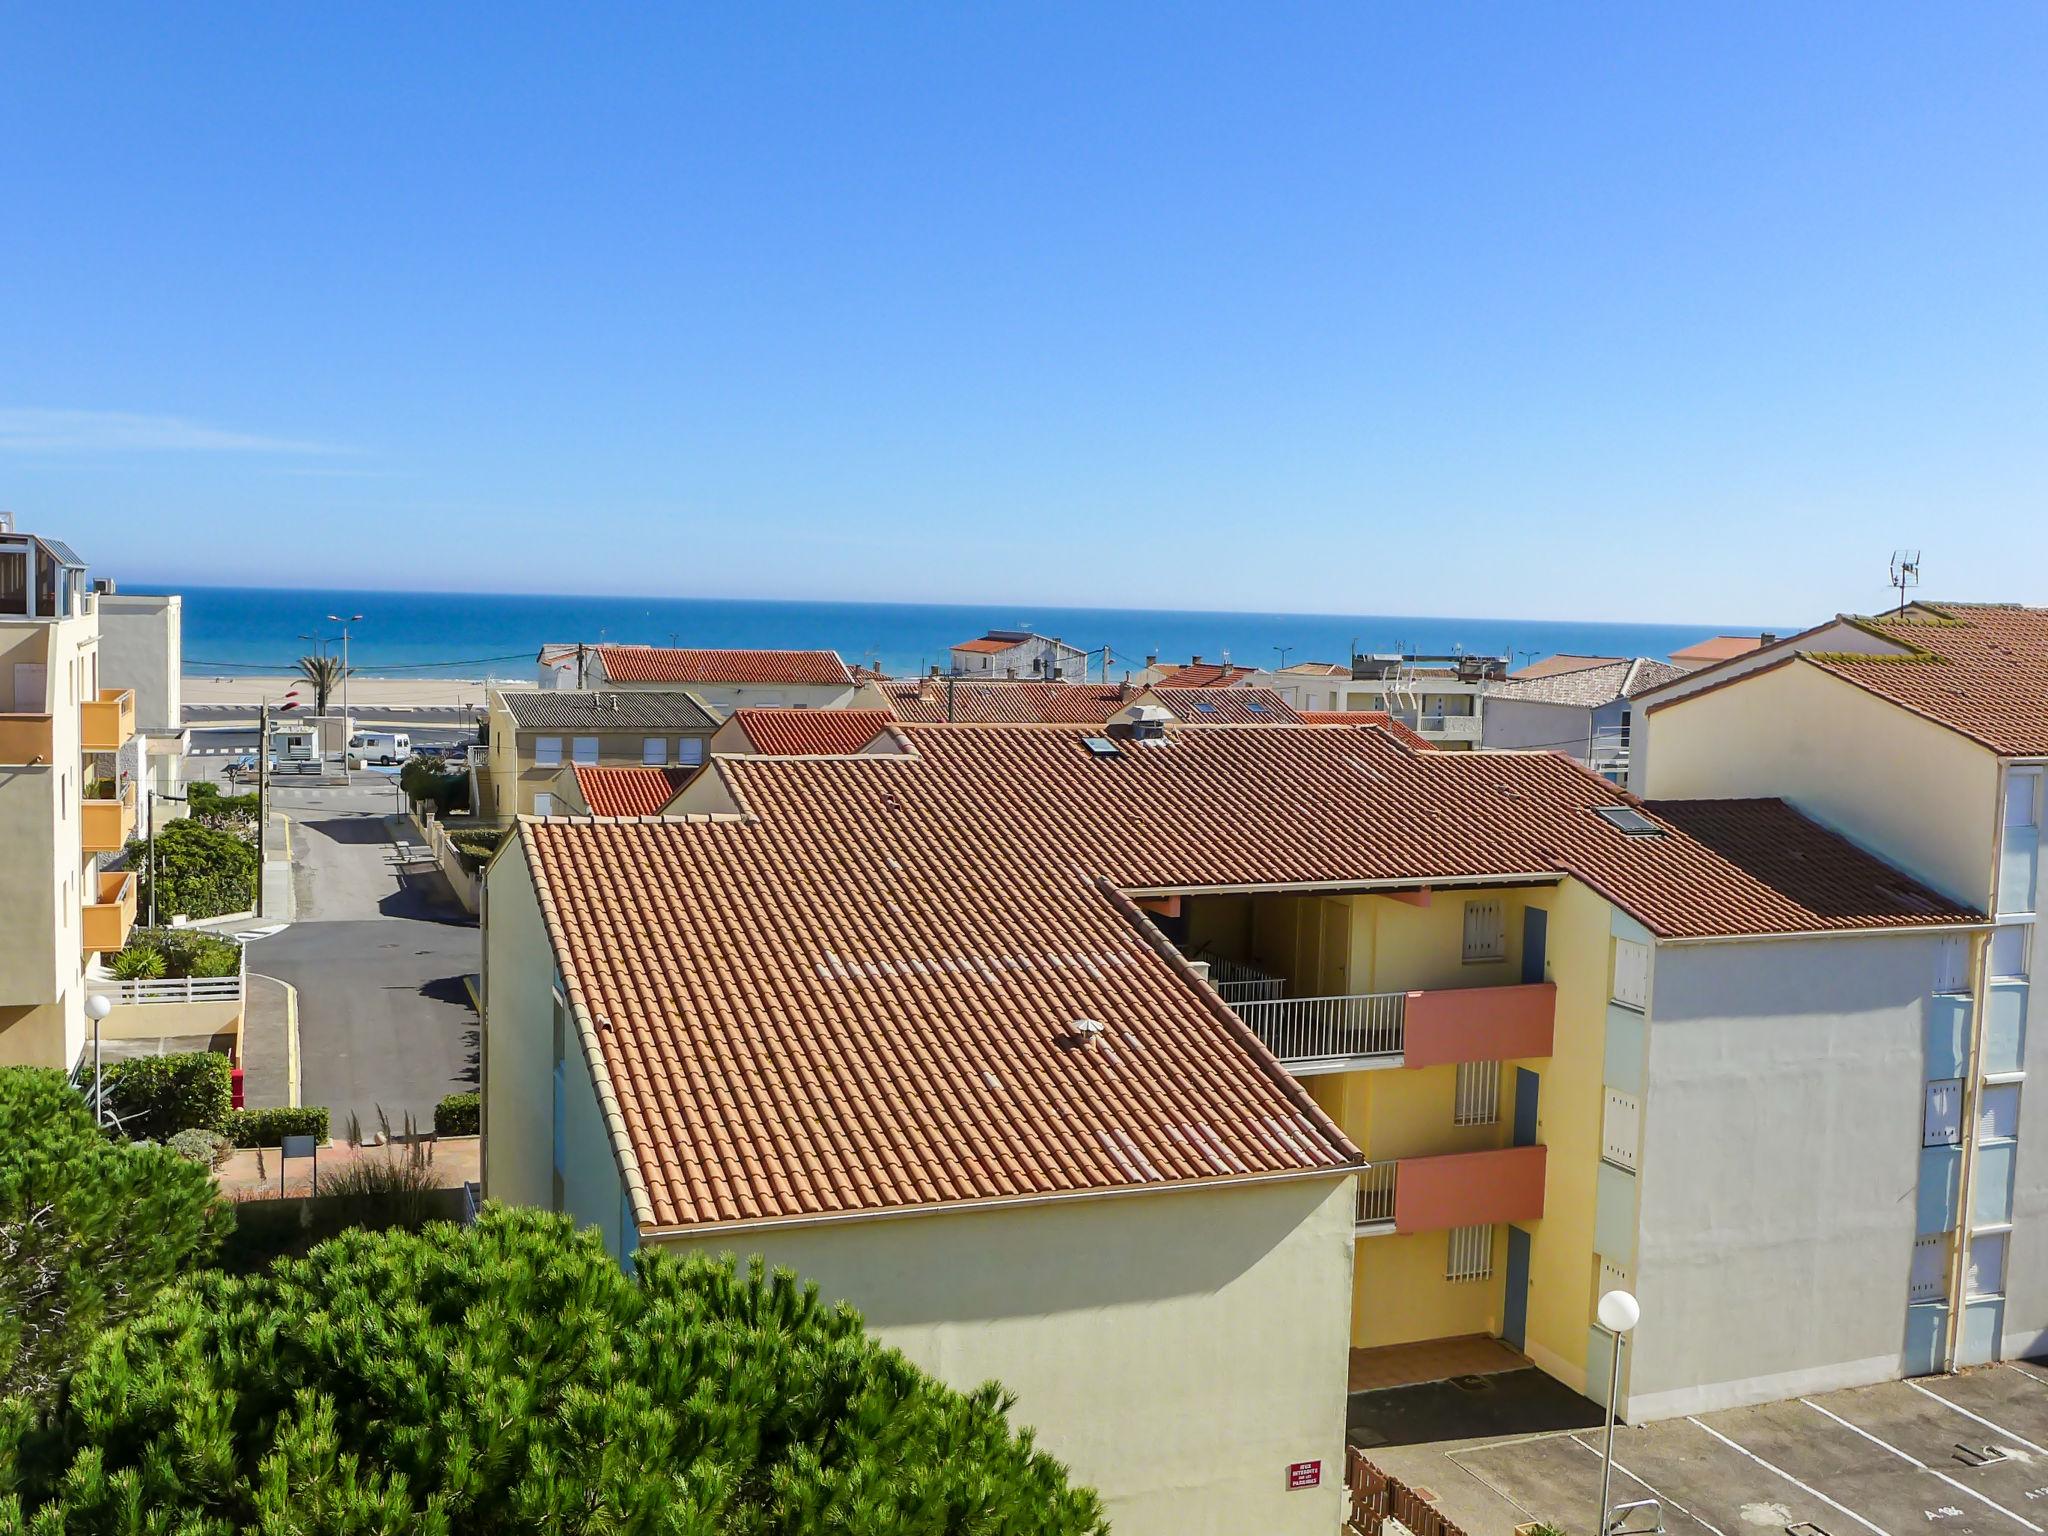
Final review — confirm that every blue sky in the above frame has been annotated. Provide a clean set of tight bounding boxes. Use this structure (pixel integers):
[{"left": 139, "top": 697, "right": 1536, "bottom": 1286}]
[{"left": 3, "top": 4, "right": 2044, "bottom": 625}]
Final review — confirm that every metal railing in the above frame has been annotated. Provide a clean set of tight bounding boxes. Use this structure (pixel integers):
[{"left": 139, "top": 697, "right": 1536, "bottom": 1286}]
[
  {"left": 1216, "top": 976, "right": 1286, "bottom": 1004},
  {"left": 1234, "top": 991, "right": 1406, "bottom": 1065},
  {"left": 88, "top": 972, "right": 245, "bottom": 1005},
  {"left": 1356, "top": 1162, "right": 1398, "bottom": 1226}
]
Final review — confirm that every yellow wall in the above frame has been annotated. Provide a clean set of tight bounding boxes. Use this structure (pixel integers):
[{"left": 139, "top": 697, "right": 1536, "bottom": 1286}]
[
  {"left": 656, "top": 1177, "right": 1357, "bottom": 1536},
  {"left": 485, "top": 691, "right": 713, "bottom": 818},
  {"left": 1641, "top": 659, "right": 2001, "bottom": 907},
  {"left": 1351, "top": 1228, "right": 1503, "bottom": 1347}
]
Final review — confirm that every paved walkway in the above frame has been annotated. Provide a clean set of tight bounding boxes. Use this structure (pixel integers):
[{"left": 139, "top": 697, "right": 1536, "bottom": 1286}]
[
  {"left": 216, "top": 1134, "right": 480, "bottom": 1200},
  {"left": 240, "top": 973, "right": 297, "bottom": 1109},
  {"left": 1351, "top": 1334, "right": 1530, "bottom": 1392}
]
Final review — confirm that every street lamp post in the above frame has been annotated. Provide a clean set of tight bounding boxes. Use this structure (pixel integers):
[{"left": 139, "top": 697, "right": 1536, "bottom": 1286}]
[
  {"left": 85, "top": 992, "right": 112, "bottom": 1124},
  {"left": 1596, "top": 1288, "right": 1641, "bottom": 1536},
  {"left": 326, "top": 613, "right": 363, "bottom": 737}
]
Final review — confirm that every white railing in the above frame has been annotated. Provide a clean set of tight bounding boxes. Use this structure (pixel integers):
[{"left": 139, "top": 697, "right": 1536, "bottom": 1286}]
[
  {"left": 1356, "top": 1162, "right": 1398, "bottom": 1227},
  {"left": 88, "top": 973, "right": 244, "bottom": 1005},
  {"left": 1216, "top": 977, "right": 1286, "bottom": 1004},
  {"left": 1234, "top": 991, "right": 1406, "bottom": 1066}
]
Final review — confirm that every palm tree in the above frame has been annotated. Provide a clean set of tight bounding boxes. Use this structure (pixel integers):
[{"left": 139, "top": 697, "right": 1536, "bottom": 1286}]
[{"left": 295, "top": 654, "right": 346, "bottom": 715}]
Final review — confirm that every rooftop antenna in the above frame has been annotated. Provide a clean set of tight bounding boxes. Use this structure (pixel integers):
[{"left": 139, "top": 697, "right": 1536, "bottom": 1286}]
[{"left": 1889, "top": 549, "right": 1922, "bottom": 614}]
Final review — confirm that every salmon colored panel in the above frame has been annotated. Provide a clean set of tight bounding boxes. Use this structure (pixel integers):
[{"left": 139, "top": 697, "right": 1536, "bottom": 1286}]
[
  {"left": 1394, "top": 1144, "right": 1546, "bottom": 1233},
  {"left": 1402, "top": 982, "right": 1556, "bottom": 1069}
]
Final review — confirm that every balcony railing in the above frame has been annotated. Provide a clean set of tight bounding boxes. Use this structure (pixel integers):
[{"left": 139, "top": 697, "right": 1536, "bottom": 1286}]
[
  {"left": 1356, "top": 1162, "right": 1398, "bottom": 1229},
  {"left": 80, "top": 688, "right": 136, "bottom": 753},
  {"left": 81, "top": 781, "right": 137, "bottom": 853},
  {"left": 0, "top": 713, "right": 55, "bottom": 764},
  {"left": 1234, "top": 992, "right": 1406, "bottom": 1072},
  {"left": 82, "top": 870, "right": 137, "bottom": 955}
]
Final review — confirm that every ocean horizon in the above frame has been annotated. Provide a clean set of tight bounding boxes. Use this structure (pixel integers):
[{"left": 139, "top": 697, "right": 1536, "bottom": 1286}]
[{"left": 139, "top": 583, "right": 1781, "bottom": 682}]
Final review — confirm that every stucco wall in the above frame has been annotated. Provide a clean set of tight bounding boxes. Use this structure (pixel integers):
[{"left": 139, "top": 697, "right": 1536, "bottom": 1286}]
[
  {"left": 96, "top": 594, "right": 181, "bottom": 732},
  {"left": 482, "top": 833, "right": 557, "bottom": 1211},
  {"left": 655, "top": 1175, "right": 1355, "bottom": 1536},
  {"left": 1628, "top": 933, "right": 1943, "bottom": 1417},
  {"left": 1481, "top": 696, "right": 1596, "bottom": 758},
  {"left": 1638, "top": 659, "right": 2000, "bottom": 906}
]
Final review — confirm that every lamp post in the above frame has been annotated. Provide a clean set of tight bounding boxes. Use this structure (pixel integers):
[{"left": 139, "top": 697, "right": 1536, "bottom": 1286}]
[
  {"left": 1596, "top": 1288, "right": 1641, "bottom": 1536},
  {"left": 326, "top": 613, "right": 363, "bottom": 736},
  {"left": 85, "top": 992, "right": 112, "bottom": 1124}
]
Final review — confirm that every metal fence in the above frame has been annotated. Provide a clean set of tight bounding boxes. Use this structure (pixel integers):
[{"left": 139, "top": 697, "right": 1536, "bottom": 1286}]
[{"left": 1233, "top": 992, "right": 1406, "bottom": 1064}]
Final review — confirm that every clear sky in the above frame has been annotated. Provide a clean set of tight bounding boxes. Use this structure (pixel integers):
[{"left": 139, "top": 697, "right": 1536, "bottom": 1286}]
[{"left": 3, "top": 4, "right": 2044, "bottom": 625}]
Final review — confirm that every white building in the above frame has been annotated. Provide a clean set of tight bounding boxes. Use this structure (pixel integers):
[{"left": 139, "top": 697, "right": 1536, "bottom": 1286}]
[
  {"left": 94, "top": 587, "right": 187, "bottom": 811},
  {"left": 949, "top": 630, "right": 1089, "bottom": 681}
]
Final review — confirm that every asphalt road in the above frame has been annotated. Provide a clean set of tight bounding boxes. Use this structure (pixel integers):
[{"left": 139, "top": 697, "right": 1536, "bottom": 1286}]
[
  {"left": 186, "top": 724, "right": 476, "bottom": 758},
  {"left": 246, "top": 776, "right": 480, "bottom": 1137}
]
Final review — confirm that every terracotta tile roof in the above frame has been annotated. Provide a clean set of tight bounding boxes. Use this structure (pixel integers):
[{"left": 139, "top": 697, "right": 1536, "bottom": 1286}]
[
  {"left": 1151, "top": 663, "right": 1257, "bottom": 687},
  {"left": 572, "top": 764, "right": 693, "bottom": 817},
  {"left": 1799, "top": 603, "right": 2048, "bottom": 756},
  {"left": 883, "top": 679, "right": 1131, "bottom": 724},
  {"left": 1145, "top": 687, "right": 1304, "bottom": 724},
  {"left": 594, "top": 646, "right": 854, "bottom": 686},
  {"left": 731, "top": 708, "right": 895, "bottom": 756},
  {"left": 1671, "top": 634, "right": 1769, "bottom": 666},
  {"left": 1489, "top": 658, "right": 1687, "bottom": 708},
  {"left": 1295, "top": 711, "right": 1435, "bottom": 750},
  {"left": 500, "top": 688, "right": 722, "bottom": 732},
  {"left": 1511, "top": 653, "right": 1625, "bottom": 680},
  {"left": 522, "top": 724, "right": 1974, "bottom": 1230},
  {"left": 951, "top": 636, "right": 1018, "bottom": 655}
]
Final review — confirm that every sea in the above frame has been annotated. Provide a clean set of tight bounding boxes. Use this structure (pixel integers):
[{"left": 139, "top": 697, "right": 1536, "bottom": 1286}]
[{"left": 143, "top": 584, "right": 1773, "bottom": 682}]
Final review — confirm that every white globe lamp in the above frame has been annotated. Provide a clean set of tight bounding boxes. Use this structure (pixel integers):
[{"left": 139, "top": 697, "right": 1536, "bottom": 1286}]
[
  {"left": 1597, "top": 1288, "right": 1640, "bottom": 1335},
  {"left": 84, "top": 992, "right": 114, "bottom": 1125},
  {"left": 1595, "top": 1289, "right": 1640, "bottom": 1536}
]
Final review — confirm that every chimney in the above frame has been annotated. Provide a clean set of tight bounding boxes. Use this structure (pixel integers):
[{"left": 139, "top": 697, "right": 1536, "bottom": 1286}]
[
  {"left": 1759, "top": 632, "right": 1778, "bottom": 646},
  {"left": 1190, "top": 654, "right": 1203, "bottom": 668},
  {"left": 1145, "top": 653, "right": 1158, "bottom": 669}
]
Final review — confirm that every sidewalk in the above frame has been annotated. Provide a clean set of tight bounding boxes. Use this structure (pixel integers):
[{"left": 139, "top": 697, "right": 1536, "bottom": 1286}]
[
  {"left": 240, "top": 973, "right": 298, "bottom": 1109},
  {"left": 260, "top": 810, "right": 296, "bottom": 922}
]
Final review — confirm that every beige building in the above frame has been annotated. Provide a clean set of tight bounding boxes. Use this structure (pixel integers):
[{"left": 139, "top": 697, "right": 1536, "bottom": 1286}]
[
  {"left": 0, "top": 518, "right": 137, "bottom": 1069},
  {"left": 482, "top": 688, "right": 720, "bottom": 818},
  {"left": 95, "top": 587, "right": 187, "bottom": 812}
]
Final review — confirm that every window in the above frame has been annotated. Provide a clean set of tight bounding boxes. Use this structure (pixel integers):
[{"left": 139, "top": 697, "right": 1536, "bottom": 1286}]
[
  {"left": 1967, "top": 1232, "right": 2008, "bottom": 1299},
  {"left": 1924, "top": 1079, "right": 1963, "bottom": 1147},
  {"left": 2007, "top": 770, "right": 2040, "bottom": 829},
  {"left": 1909, "top": 1233, "right": 1949, "bottom": 1303},
  {"left": 1979, "top": 1083, "right": 2020, "bottom": 1143},
  {"left": 572, "top": 736, "right": 599, "bottom": 765},
  {"left": 1593, "top": 805, "right": 1664, "bottom": 838},
  {"left": 676, "top": 737, "right": 705, "bottom": 767},
  {"left": 534, "top": 736, "right": 562, "bottom": 767},
  {"left": 1602, "top": 1088, "right": 1640, "bottom": 1170},
  {"left": 1935, "top": 936, "right": 1972, "bottom": 994},
  {"left": 1462, "top": 899, "right": 1506, "bottom": 963},
  {"left": 532, "top": 792, "right": 554, "bottom": 817},
  {"left": 642, "top": 737, "right": 666, "bottom": 765},
  {"left": 1611, "top": 939, "right": 1650, "bottom": 1010},
  {"left": 1455, "top": 1061, "right": 1500, "bottom": 1125},
  {"left": 1446, "top": 1224, "right": 1493, "bottom": 1282},
  {"left": 1991, "top": 924, "right": 2032, "bottom": 980}
]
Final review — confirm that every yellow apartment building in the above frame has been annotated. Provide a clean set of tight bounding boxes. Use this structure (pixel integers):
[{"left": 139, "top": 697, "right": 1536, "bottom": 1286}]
[{"left": 482, "top": 687, "right": 720, "bottom": 818}]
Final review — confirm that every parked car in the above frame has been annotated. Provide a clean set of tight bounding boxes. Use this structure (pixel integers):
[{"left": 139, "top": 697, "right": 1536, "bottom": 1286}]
[{"left": 348, "top": 731, "right": 411, "bottom": 766}]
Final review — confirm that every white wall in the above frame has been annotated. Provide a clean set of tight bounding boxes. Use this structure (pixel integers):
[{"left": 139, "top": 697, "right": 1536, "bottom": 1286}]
[
  {"left": 1628, "top": 933, "right": 1946, "bottom": 1417},
  {"left": 658, "top": 1176, "right": 1356, "bottom": 1536},
  {"left": 96, "top": 593, "right": 182, "bottom": 732}
]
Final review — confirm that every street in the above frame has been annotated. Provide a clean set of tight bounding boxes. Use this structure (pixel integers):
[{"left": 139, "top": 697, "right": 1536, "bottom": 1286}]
[{"left": 244, "top": 775, "right": 480, "bottom": 1137}]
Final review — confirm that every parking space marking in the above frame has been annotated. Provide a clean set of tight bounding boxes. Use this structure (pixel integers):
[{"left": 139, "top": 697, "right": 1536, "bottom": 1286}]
[
  {"left": 1907, "top": 1381, "right": 2048, "bottom": 1457},
  {"left": 1563, "top": 1432, "right": 1730, "bottom": 1536},
  {"left": 1800, "top": 1398, "right": 2042, "bottom": 1532},
  {"left": 1686, "top": 1415, "right": 1893, "bottom": 1536}
]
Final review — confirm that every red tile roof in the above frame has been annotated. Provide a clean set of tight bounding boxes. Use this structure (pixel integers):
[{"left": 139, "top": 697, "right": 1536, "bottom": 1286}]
[
  {"left": 1671, "top": 635, "right": 1769, "bottom": 665},
  {"left": 731, "top": 708, "right": 895, "bottom": 756},
  {"left": 1151, "top": 663, "right": 1256, "bottom": 687},
  {"left": 951, "top": 636, "right": 1018, "bottom": 655},
  {"left": 594, "top": 646, "right": 854, "bottom": 686},
  {"left": 1145, "top": 687, "right": 1304, "bottom": 724},
  {"left": 1294, "top": 711, "right": 1435, "bottom": 750},
  {"left": 571, "top": 764, "right": 693, "bottom": 817},
  {"left": 522, "top": 724, "right": 1974, "bottom": 1230},
  {"left": 1511, "top": 653, "right": 1625, "bottom": 680},
  {"left": 1798, "top": 604, "right": 2048, "bottom": 756},
  {"left": 883, "top": 679, "right": 1131, "bottom": 723}
]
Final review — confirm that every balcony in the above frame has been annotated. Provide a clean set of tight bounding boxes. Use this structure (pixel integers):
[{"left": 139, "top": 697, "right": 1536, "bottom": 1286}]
[
  {"left": 80, "top": 688, "right": 136, "bottom": 753},
  {"left": 1387, "top": 710, "right": 1482, "bottom": 743},
  {"left": 0, "top": 713, "right": 55, "bottom": 764},
  {"left": 1349, "top": 1145, "right": 1547, "bottom": 1235},
  {"left": 1231, "top": 981, "right": 1555, "bottom": 1074},
  {"left": 82, "top": 870, "right": 137, "bottom": 954},
  {"left": 81, "top": 781, "right": 137, "bottom": 853}
]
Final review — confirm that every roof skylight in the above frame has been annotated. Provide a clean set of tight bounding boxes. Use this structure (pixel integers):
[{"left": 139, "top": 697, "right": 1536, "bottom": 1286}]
[{"left": 1593, "top": 805, "right": 1665, "bottom": 837}]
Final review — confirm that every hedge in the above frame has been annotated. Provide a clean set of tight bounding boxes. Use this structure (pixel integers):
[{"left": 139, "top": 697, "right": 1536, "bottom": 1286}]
[
  {"left": 433, "top": 1090, "right": 480, "bottom": 1135},
  {"left": 227, "top": 1104, "right": 331, "bottom": 1147},
  {"left": 94, "top": 1051, "right": 232, "bottom": 1141}
]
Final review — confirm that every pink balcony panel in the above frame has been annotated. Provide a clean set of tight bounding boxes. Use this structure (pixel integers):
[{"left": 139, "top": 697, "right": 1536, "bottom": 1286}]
[
  {"left": 1393, "top": 1144, "right": 1546, "bottom": 1233},
  {"left": 1402, "top": 982, "right": 1555, "bottom": 1070}
]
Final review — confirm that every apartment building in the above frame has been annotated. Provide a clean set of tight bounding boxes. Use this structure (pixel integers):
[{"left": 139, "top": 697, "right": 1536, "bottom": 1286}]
[
  {"left": 0, "top": 519, "right": 137, "bottom": 1069},
  {"left": 94, "top": 587, "right": 186, "bottom": 811},
  {"left": 949, "top": 629, "right": 1089, "bottom": 681},
  {"left": 1634, "top": 601, "right": 2048, "bottom": 1370},
  {"left": 483, "top": 716, "right": 1977, "bottom": 1459},
  {"left": 1333, "top": 652, "right": 1509, "bottom": 749},
  {"left": 482, "top": 688, "right": 720, "bottom": 817},
  {"left": 1481, "top": 657, "right": 1685, "bottom": 781},
  {"left": 537, "top": 644, "right": 860, "bottom": 709}
]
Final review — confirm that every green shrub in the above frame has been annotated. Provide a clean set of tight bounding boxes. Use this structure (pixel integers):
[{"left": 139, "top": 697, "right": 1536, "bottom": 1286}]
[
  {"left": 227, "top": 1104, "right": 331, "bottom": 1147},
  {"left": 433, "top": 1090, "right": 480, "bottom": 1135},
  {"left": 109, "top": 944, "right": 165, "bottom": 981},
  {"left": 311, "top": 1145, "right": 444, "bottom": 1237},
  {"left": 91, "top": 1051, "right": 233, "bottom": 1142},
  {"left": 165, "top": 1127, "right": 230, "bottom": 1168},
  {"left": 124, "top": 816, "right": 258, "bottom": 921},
  {"left": 400, "top": 755, "right": 469, "bottom": 814}
]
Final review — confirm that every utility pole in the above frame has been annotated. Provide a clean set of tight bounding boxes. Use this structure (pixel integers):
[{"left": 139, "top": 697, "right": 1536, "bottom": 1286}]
[
  {"left": 256, "top": 701, "right": 268, "bottom": 919},
  {"left": 327, "top": 612, "right": 364, "bottom": 746},
  {"left": 145, "top": 781, "right": 156, "bottom": 929}
]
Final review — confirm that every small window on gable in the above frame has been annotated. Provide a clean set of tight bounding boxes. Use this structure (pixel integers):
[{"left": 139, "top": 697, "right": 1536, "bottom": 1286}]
[
  {"left": 532, "top": 791, "right": 555, "bottom": 817},
  {"left": 676, "top": 737, "right": 705, "bottom": 767},
  {"left": 1462, "top": 899, "right": 1506, "bottom": 963},
  {"left": 642, "top": 737, "right": 666, "bottom": 765},
  {"left": 2006, "top": 770, "right": 2040, "bottom": 829},
  {"left": 1611, "top": 938, "right": 1650, "bottom": 1010},
  {"left": 572, "top": 737, "right": 599, "bottom": 765}
]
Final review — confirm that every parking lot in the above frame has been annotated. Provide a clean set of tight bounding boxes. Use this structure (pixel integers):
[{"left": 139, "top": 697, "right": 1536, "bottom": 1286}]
[{"left": 1374, "top": 1362, "right": 2048, "bottom": 1536}]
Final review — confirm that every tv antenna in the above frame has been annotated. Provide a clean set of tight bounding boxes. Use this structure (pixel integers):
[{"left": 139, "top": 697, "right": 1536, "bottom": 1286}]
[{"left": 1889, "top": 550, "right": 1922, "bottom": 613}]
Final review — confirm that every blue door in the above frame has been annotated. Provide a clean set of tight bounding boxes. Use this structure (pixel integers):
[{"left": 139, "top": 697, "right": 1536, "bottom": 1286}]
[
  {"left": 1513, "top": 1068, "right": 1540, "bottom": 1147},
  {"left": 1503, "top": 1227, "right": 1532, "bottom": 1351},
  {"left": 1522, "top": 908, "right": 1548, "bottom": 985}
]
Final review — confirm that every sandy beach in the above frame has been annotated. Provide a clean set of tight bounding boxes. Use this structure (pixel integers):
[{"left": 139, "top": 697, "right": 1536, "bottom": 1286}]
[{"left": 182, "top": 674, "right": 534, "bottom": 710}]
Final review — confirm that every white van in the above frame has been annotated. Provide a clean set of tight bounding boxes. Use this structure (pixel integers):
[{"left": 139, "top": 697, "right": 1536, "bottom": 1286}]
[{"left": 348, "top": 730, "right": 411, "bottom": 766}]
